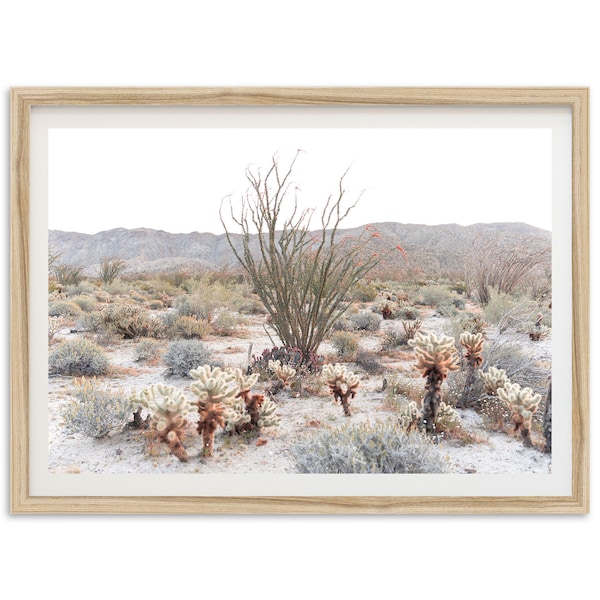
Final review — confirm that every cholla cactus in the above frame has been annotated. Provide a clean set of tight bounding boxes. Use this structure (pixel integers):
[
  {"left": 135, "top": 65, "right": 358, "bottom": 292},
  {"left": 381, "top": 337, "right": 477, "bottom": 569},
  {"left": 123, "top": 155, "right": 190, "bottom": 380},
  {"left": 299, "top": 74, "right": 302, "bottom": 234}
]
[
  {"left": 435, "top": 402, "right": 461, "bottom": 433},
  {"left": 497, "top": 382, "right": 542, "bottom": 446},
  {"left": 478, "top": 366, "right": 510, "bottom": 396},
  {"left": 139, "top": 384, "right": 192, "bottom": 461},
  {"left": 458, "top": 332, "right": 485, "bottom": 408},
  {"left": 322, "top": 363, "right": 360, "bottom": 416},
  {"left": 190, "top": 365, "right": 238, "bottom": 456},
  {"left": 268, "top": 359, "right": 296, "bottom": 387},
  {"left": 397, "top": 399, "right": 419, "bottom": 431},
  {"left": 254, "top": 396, "right": 280, "bottom": 429},
  {"left": 408, "top": 332, "right": 460, "bottom": 433},
  {"left": 223, "top": 397, "right": 252, "bottom": 434},
  {"left": 528, "top": 323, "right": 551, "bottom": 341}
]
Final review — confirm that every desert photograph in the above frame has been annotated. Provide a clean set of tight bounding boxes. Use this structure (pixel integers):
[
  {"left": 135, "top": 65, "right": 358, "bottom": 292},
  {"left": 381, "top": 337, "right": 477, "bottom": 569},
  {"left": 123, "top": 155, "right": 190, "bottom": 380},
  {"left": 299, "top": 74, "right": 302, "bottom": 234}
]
[{"left": 45, "top": 123, "right": 553, "bottom": 477}]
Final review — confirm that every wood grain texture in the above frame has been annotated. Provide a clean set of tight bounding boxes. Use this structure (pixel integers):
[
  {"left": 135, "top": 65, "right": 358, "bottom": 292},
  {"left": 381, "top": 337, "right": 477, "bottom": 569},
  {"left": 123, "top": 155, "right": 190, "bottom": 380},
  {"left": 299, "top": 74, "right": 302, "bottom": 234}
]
[{"left": 10, "top": 87, "right": 590, "bottom": 514}]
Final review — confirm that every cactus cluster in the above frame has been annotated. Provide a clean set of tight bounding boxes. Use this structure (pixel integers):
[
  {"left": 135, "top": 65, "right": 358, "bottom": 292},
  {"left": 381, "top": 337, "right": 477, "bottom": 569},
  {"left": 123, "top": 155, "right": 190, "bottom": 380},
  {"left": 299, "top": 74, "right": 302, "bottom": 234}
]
[
  {"left": 497, "top": 382, "right": 542, "bottom": 446},
  {"left": 478, "top": 366, "right": 509, "bottom": 396},
  {"left": 190, "top": 365, "right": 238, "bottom": 456},
  {"left": 458, "top": 331, "right": 485, "bottom": 408},
  {"left": 397, "top": 399, "right": 419, "bottom": 431},
  {"left": 322, "top": 363, "right": 360, "bottom": 416},
  {"left": 408, "top": 332, "right": 460, "bottom": 433},
  {"left": 268, "top": 359, "right": 296, "bottom": 387},
  {"left": 138, "top": 384, "right": 192, "bottom": 461}
]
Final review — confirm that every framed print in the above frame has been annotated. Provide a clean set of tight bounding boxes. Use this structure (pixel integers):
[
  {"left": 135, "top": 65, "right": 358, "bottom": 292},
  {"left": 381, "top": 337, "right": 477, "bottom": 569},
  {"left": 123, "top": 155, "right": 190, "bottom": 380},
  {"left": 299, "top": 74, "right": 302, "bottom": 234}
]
[{"left": 10, "top": 87, "right": 589, "bottom": 514}]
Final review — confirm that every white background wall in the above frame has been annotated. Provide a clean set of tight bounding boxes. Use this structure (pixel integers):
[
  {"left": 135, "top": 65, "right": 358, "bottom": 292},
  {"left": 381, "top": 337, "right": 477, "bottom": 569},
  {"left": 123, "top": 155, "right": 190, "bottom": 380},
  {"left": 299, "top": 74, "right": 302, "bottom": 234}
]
[{"left": 1, "top": 2, "right": 596, "bottom": 598}]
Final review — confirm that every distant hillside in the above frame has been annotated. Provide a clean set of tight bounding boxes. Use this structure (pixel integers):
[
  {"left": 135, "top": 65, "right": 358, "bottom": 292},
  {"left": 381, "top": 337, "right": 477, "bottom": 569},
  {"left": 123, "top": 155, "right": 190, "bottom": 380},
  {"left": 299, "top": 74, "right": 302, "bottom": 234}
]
[{"left": 49, "top": 222, "right": 551, "bottom": 279}]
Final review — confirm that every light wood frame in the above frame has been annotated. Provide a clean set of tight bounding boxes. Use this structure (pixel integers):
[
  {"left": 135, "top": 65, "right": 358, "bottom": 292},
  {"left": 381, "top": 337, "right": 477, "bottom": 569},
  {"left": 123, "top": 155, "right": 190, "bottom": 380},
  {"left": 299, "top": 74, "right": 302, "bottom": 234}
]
[{"left": 10, "top": 87, "right": 589, "bottom": 514}]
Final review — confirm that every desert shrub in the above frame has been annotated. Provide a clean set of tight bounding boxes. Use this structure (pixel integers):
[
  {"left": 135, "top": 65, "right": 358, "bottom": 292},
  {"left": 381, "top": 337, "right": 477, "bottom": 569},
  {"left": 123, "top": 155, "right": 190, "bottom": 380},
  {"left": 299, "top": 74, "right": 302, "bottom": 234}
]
[
  {"left": 349, "top": 311, "right": 382, "bottom": 331},
  {"left": 292, "top": 421, "right": 450, "bottom": 473},
  {"left": 436, "top": 302, "right": 458, "bottom": 317},
  {"left": 354, "top": 350, "right": 384, "bottom": 375},
  {"left": 48, "top": 300, "right": 82, "bottom": 317},
  {"left": 212, "top": 310, "right": 240, "bottom": 336},
  {"left": 331, "top": 316, "right": 356, "bottom": 332},
  {"left": 396, "top": 305, "right": 421, "bottom": 321},
  {"left": 65, "top": 281, "right": 96, "bottom": 296},
  {"left": 234, "top": 296, "right": 267, "bottom": 315},
  {"left": 48, "top": 316, "right": 63, "bottom": 344},
  {"left": 415, "top": 284, "right": 454, "bottom": 307},
  {"left": 381, "top": 328, "right": 407, "bottom": 350},
  {"left": 386, "top": 374, "right": 423, "bottom": 404},
  {"left": 53, "top": 264, "right": 85, "bottom": 286},
  {"left": 352, "top": 281, "right": 379, "bottom": 302},
  {"left": 102, "top": 279, "right": 129, "bottom": 296},
  {"left": 97, "top": 257, "right": 127, "bottom": 284},
  {"left": 61, "top": 377, "right": 132, "bottom": 438},
  {"left": 162, "top": 339, "right": 214, "bottom": 377},
  {"left": 147, "top": 299, "right": 164, "bottom": 310},
  {"left": 170, "top": 315, "right": 212, "bottom": 339},
  {"left": 99, "top": 303, "right": 164, "bottom": 339},
  {"left": 174, "top": 279, "right": 232, "bottom": 322},
  {"left": 483, "top": 338, "right": 549, "bottom": 396},
  {"left": 445, "top": 312, "right": 488, "bottom": 341},
  {"left": 330, "top": 331, "right": 360, "bottom": 360},
  {"left": 134, "top": 338, "right": 160, "bottom": 362},
  {"left": 49, "top": 338, "right": 110, "bottom": 376},
  {"left": 70, "top": 295, "right": 97, "bottom": 312},
  {"left": 483, "top": 290, "right": 538, "bottom": 333}
]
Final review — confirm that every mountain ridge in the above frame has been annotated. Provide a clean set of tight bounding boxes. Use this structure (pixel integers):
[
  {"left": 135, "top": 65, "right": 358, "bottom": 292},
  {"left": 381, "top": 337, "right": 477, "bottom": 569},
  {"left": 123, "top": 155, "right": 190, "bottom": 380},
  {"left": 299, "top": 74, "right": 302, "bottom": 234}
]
[{"left": 49, "top": 221, "right": 551, "bottom": 278}]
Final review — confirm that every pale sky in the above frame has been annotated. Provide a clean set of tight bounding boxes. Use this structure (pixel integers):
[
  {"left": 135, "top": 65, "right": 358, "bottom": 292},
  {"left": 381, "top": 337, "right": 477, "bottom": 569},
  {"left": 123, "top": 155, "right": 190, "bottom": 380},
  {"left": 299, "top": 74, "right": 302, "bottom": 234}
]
[{"left": 48, "top": 127, "right": 552, "bottom": 234}]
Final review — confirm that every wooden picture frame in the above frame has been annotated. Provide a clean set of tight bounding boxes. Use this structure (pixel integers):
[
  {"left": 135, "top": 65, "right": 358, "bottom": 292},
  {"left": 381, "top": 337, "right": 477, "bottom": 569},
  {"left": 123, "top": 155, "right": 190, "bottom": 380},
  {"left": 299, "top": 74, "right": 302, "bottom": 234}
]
[{"left": 10, "top": 87, "right": 589, "bottom": 514}]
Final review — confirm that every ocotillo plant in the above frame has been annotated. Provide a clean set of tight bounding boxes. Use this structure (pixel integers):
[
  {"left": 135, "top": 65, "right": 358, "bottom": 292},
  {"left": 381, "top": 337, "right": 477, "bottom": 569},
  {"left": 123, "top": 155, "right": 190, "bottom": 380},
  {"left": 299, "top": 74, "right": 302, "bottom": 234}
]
[
  {"left": 458, "top": 331, "right": 484, "bottom": 408},
  {"left": 190, "top": 365, "right": 238, "bottom": 457},
  {"left": 220, "top": 152, "right": 404, "bottom": 358},
  {"left": 322, "top": 363, "right": 360, "bottom": 416},
  {"left": 138, "top": 384, "right": 192, "bottom": 461},
  {"left": 408, "top": 332, "right": 460, "bottom": 433},
  {"left": 497, "top": 382, "right": 542, "bottom": 447}
]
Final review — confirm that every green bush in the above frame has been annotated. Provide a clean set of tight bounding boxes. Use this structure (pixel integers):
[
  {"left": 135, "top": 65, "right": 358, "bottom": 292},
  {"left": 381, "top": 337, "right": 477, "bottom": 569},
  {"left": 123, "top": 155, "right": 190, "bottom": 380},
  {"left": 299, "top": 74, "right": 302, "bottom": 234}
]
[
  {"left": 170, "top": 315, "right": 212, "bottom": 339},
  {"left": 61, "top": 377, "right": 132, "bottom": 438},
  {"left": 163, "top": 339, "right": 214, "bottom": 377},
  {"left": 349, "top": 311, "right": 382, "bottom": 331},
  {"left": 330, "top": 331, "right": 360, "bottom": 359},
  {"left": 212, "top": 310, "right": 240, "bottom": 336},
  {"left": 415, "top": 284, "right": 454, "bottom": 307},
  {"left": 396, "top": 305, "right": 421, "bottom": 321},
  {"left": 352, "top": 281, "right": 379, "bottom": 302},
  {"left": 70, "top": 295, "right": 97, "bottom": 312},
  {"left": 99, "top": 303, "right": 164, "bottom": 339},
  {"left": 292, "top": 421, "right": 450, "bottom": 473},
  {"left": 134, "top": 338, "right": 160, "bottom": 362},
  {"left": 49, "top": 338, "right": 110, "bottom": 376},
  {"left": 48, "top": 300, "right": 82, "bottom": 317}
]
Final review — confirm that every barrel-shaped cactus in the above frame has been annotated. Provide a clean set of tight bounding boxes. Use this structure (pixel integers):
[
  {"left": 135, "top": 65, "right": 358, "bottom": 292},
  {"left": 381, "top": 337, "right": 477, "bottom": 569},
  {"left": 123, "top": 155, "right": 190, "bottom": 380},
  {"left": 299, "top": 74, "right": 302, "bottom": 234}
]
[
  {"left": 139, "top": 384, "right": 192, "bottom": 461},
  {"left": 408, "top": 332, "right": 460, "bottom": 433},
  {"left": 322, "top": 363, "right": 360, "bottom": 416},
  {"left": 497, "top": 382, "right": 542, "bottom": 446}
]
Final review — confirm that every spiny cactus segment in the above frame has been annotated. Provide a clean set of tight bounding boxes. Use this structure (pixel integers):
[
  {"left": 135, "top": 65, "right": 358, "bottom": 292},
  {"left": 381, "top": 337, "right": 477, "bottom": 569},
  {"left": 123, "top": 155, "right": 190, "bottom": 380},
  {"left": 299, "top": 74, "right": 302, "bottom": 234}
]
[
  {"left": 190, "top": 365, "right": 238, "bottom": 456},
  {"left": 478, "top": 366, "right": 509, "bottom": 396},
  {"left": 268, "top": 359, "right": 296, "bottom": 387},
  {"left": 139, "top": 384, "right": 192, "bottom": 461},
  {"left": 408, "top": 332, "right": 459, "bottom": 433},
  {"left": 458, "top": 331, "right": 485, "bottom": 408},
  {"left": 322, "top": 363, "right": 360, "bottom": 416},
  {"left": 497, "top": 382, "right": 542, "bottom": 446}
]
